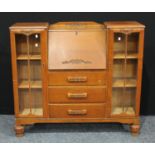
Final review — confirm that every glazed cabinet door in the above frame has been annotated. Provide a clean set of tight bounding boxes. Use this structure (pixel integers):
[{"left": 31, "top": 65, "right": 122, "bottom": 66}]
[
  {"left": 108, "top": 29, "right": 144, "bottom": 117},
  {"left": 11, "top": 31, "right": 47, "bottom": 117}
]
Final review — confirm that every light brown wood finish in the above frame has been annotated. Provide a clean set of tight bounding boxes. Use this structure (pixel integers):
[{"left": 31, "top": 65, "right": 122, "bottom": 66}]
[
  {"left": 48, "top": 70, "right": 106, "bottom": 86},
  {"left": 49, "top": 103, "right": 105, "bottom": 118},
  {"left": 48, "top": 22, "right": 106, "bottom": 70},
  {"left": 48, "top": 86, "right": 106, "bottom": 103},
  {"left": 105, "top": 22, "right": 145, "bottom": 135},
  {"left": 10, "top": 21, "right": 145, "bottom": 136},
  {"left": 10, "top": 23, "right": 49, "bottom": 121},
  {"left": 14, "top": 125, "right": 25, "bottom": 137}
]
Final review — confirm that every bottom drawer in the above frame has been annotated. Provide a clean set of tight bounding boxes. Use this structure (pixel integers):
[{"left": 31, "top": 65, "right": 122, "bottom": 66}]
[{"left": 49, "top": 103, "right": 105, "bottom": 118}]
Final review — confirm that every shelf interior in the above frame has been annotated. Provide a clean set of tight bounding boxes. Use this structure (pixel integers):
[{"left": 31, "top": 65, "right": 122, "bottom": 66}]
[
  {"left": 112, "top": 88, "right": 136, "bottom": 115},
  {"left": 16, "top": 33, "right": 43, "bottom": 116},
  {"left": 19, "top": 89, "right": 43, "bottom": 116},
  {"left": 112, "top": 32, "right": 139, "bottom": 116}
]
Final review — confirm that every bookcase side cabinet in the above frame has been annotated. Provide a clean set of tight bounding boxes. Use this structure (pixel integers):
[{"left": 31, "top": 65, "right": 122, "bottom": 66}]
[
  {"left": 10, "top": 23, "right": 49, "bottom": 136},
  {"left": 10, "top": 22, "right": 145, "bottom": 136},
  {"left": 105, "top": 22, "right": 145, "bottom": 135}
]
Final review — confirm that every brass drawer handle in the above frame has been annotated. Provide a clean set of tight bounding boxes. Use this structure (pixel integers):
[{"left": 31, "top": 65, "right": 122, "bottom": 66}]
[
  {"left": 67, "top": 76, "right": 87, "bottom": 82},
  {"left": 67, "top": 109, "right": 87, "bottom": 115},
  {"left": 67, "top": 92, "right": 88, "bottom": 99}
]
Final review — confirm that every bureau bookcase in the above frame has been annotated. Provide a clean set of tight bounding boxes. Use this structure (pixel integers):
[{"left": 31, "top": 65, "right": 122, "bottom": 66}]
[{"left": 10, "top": 21, "right": 145, "bottom": 136}]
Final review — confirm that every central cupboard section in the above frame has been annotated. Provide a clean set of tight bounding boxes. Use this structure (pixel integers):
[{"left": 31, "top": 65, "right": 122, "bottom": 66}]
[{"left": 47, "top": 22, "right": 107, "bottom": 119}]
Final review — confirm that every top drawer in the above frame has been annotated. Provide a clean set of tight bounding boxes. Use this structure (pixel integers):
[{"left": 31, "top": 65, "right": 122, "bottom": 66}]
[{"left": 48, "top": 70, "right": 106, "bottom": 86}]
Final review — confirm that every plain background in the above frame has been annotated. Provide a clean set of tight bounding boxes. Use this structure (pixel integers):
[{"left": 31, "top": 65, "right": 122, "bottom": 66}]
[{"left": 0, "top": 12, "right": 154, "bottom": 115}]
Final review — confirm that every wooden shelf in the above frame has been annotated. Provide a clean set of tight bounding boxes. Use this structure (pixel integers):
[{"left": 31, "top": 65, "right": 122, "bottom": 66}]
[
  {"left": 17, "top": 54, "right": 41, "bottom": 60},
  {"left": 21, "top": 108, "right": 43, "bottom": 116},
  {"left": 113, "top": 78, "right": 136, "bottom": 88},
  {"left": 113, "top": 52, "right": 138, "bottom": 59},
  {"left": 18, "top": 80, "right": 42, "bottom": 89},
  {"left": 112, "top": 107, "right": 135, "bottom": 115}
]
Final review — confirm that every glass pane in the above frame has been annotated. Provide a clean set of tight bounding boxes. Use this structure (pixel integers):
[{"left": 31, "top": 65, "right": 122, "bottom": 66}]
[
  {"left": 112, "top": 88, "right": 124, "bottom": 114},
  {"left": 113, "top": 33, "right": 126, "bottom": 59},
  {"left": 29, "top": 41, "right": 42, "bottom": 116},
  {"left": 113, "top": 59, "right": 124, "bottom": 78},
  {"left": 123, "top": 88, "right": 136, "bottom": 115},
  {"left": 30, "top": 60, "right": 42, "bottom": 88},
  {"left": 127, "top": 33, "right": 139, "bottom": 58},
  {"left": 17, "top": 60, "right": 30, "bottom": 115},
  {"left": 17, "top": 61, "right": 28, "bottom": 83},
  {"left": 31, "top": 89, "right": 43, "bottom": 116},
  {"left": 29, "top": 33, "right": 41, "bottom": 56},
  {"left": 126, "top": 59, "right": 137, "bottom": 79},
  {"left": 123, "top": 58, "right": 138, "bottom": 114},
  {"left": 112, "top": 87, "right": 136, "bottom": 115},
  {"left": 15, "top": 34, "right": 28, "bottom": 59},
  {"left": 18, "top": 89, "right": 30, "bottom": 115}
]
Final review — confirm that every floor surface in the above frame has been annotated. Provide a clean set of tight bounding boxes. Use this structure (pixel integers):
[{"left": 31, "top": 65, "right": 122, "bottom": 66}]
[{"left": 0, "top": 115, "right": 154, "bottom": 143}]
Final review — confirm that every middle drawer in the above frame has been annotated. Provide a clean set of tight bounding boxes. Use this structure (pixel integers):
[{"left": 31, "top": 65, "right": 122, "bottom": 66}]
[{"left": 48, "top": 86, "right": 106, "bottom": 103}]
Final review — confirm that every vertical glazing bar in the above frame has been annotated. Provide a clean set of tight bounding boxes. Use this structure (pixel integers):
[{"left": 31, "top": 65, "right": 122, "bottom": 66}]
[
  {"left": 123, "top": 34, "right": 128, "bottom": 113},
  {"left": 27, "top": 35, "right": 32, "bottom": 115},
  {"left": 123, "top": 33, "right": 128, "bottom": 113}
]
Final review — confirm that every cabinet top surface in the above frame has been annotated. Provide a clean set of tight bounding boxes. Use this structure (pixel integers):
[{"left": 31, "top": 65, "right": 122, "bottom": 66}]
[
  {"left": 10, "top": 22, "right": 49, "bottom": 29},
  {"left": 49, "top": 21, "right": 105, "bottom": 31},
  {"left": 10, "top": 21, "right": 145, "bottom": 30},
  {"left": 104, "top": 21, "right": 145, "bottom": 28}
]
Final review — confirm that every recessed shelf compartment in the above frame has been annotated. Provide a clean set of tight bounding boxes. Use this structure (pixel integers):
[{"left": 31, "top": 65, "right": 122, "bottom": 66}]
[
  {"left": 112, "top": 87, "right": 136, "bottom": 115},
  {"left": 19, "top": 89, "right": 43, "bottom": 116},
  {"left": 113, "top": 59, "right": 124, "bottom": 78},
  {"left": 17, "top": 61, "right": 42, "bottom": 82}
]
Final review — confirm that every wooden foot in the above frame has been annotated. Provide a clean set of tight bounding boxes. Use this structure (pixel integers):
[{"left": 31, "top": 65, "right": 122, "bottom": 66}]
[
  {"left": 130, "top": 124, "right": 140, "bottom": 136},
  {"left": 14, "top": 125, "right": 24, "bottom": 137}
]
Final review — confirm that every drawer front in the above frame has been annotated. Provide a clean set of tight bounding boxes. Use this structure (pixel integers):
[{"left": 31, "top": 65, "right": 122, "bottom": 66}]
[
  {"left": 48, "top": 86, "right": 106, "bottom": 103},
  {"left": 49, "top": 103, "right": 105, "bottom": 118},
  {"left": 48, "top": 71, "right": 106, "bottom": 86}
]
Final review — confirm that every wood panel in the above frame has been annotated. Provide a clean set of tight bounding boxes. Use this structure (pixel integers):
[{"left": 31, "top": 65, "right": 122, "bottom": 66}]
[
  {"left": 49, "top": 103, "right": 105, "bottom": 118},
  {"left": 48, "top": 29, "right": 107, "bottom": 70},
  {"left": 48, "top": 86, "right": 106, "bottom": 103},
  {"left": 48, "top": 70, "right": 106, "bottom": 86}
]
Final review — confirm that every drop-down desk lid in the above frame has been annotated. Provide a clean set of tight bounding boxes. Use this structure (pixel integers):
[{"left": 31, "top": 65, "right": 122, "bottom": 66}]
[{"left": 48, "top": 22, "right": 106, "bottom": 70}]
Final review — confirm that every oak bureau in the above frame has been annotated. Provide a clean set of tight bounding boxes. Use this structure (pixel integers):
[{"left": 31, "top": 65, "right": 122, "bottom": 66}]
[{"left": 9, "top": 21, "right": 145, "bottom": 136}]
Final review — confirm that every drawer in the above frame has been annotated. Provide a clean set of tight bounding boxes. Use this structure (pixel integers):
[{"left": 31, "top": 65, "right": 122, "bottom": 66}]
[
  {"left": 49, "top": 103, "right": 105, "bottom": 118},
  {"left": 48, "top": 70, "right": 106, "bottom": 86},
  {"left": 48, "top": 86, "right": 106, "bottom": 103}
]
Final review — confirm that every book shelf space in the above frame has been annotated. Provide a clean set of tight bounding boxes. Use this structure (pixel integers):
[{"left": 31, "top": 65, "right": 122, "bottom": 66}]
[
  {"left": 112, "top": 32, "right": 139, "bottom": 116},
  {"left": 15, "top": 33, "right": 43, "bottom": 116}
]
